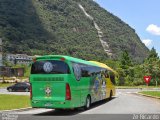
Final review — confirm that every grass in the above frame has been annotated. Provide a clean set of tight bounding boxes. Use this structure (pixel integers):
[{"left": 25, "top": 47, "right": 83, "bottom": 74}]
[
  {"left": 0, "top": 94, "right": 31, "bottom": 110},
  {"left": 0, "top": 77, "right": 16, "bottom": 80},
  {"left": 139, "top": 91, "right": 160, "bottom": 97},
  {"left": 0, "top": 83, "right": 14, "bottom": 88}
]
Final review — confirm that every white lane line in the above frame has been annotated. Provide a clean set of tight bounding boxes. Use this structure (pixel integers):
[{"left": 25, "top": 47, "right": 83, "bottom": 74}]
[{"left": 126, "top": 92, "right": 132, "bottom": 94}]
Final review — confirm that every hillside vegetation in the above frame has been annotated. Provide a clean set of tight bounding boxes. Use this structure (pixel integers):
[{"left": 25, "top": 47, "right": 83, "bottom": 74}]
[{"left": 0, "top": 0, "right": 149, "bottom": 61}]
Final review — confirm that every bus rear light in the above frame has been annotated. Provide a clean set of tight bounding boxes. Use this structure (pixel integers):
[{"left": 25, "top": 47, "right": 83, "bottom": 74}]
[
  {"left": 33, "top": 58, "right": 36, "bottom": 62},
  {"left": 65, "top": 83, "right": 71, "bottom": 100},
  {"left": 30, "top": 84, "right": 32, "bottom": 99},
  {"left": 61, "top": 58, "right": 65, "bottom": 61}
]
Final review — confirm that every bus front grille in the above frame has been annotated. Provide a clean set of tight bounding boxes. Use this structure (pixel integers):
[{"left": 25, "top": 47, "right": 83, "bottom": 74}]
[{"left": 33, "top": 77, "right": 64, "bottom": 81}]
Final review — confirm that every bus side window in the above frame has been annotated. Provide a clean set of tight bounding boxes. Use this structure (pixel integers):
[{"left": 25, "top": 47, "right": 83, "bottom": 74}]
[
  {"left": 91, "top": 72, "right": 96, "bottom": 77},
  {"left": 88, "top": 66, "right": 96, "bottom": 77},
  {"left": 110, "top": 74, "right": 116, "bottom": 85},
  {"left": 81, "top": 66, "right": 90, "bottom": 77},
  {"left": 72, "top": 63, "right": 81, "bottom": 81},
  {"left": 105, "top": 70, "right": 109, "bottom": 78}
]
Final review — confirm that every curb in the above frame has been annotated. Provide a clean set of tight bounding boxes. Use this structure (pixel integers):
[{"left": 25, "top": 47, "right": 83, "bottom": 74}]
[
  {"left": 135, "top": 93, "right": 160, "bottom": 99},
  {"left": 116, "top": 88, "right": 143, "bottom": 89},
  {"left": 0, "top": 107, "right": 33, "bottom": 112},
  {"left": 116, "top": 88, "right": 160, "bottom": 90}
]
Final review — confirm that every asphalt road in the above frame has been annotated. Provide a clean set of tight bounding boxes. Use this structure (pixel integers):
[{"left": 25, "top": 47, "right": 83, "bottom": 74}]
[
  {"left": 1, "top": 89, "right": 160, "bottom": 120},
  {"left": 0, "top": 88, "right": 29, "bottom": 95}
]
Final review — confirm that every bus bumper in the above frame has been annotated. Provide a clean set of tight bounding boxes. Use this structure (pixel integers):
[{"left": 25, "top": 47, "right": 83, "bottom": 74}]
[{"left": 31, "top": 100, "right": 77, "bottom": 109}]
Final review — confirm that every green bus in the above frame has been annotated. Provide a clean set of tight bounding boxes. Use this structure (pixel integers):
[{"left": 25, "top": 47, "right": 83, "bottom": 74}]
[{"left": 30, "top": 55, "right": 116, "bottom": 109}]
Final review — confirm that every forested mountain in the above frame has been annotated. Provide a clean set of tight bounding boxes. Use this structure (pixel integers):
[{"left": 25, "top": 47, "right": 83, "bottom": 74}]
[{"left": 0, "top": 0, "right": 149, "bottom": 62}]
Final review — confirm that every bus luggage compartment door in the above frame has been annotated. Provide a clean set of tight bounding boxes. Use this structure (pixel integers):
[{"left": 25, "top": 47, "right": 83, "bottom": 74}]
[{"left": 31, "top": 77, "right": 66, "bottom": 102}]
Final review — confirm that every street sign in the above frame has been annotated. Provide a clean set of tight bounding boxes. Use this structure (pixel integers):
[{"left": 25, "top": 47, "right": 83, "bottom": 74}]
[{"left": 143, "top": 76, "right": 151, "bottom": 85}]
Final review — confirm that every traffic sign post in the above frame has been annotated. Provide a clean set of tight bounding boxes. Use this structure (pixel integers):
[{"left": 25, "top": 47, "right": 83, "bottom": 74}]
[{"left": 143, "top": 76, "right": 151, "bottom": 86}]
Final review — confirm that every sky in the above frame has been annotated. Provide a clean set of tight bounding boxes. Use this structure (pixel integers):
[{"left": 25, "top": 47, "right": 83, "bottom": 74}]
[{"left": 94, "top": 0, "right": 160, "bottom": 56}]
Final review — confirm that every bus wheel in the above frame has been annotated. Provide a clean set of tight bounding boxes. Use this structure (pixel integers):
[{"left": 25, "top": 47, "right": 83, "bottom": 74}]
[
  {"left": 109, "top": 90, "right": 113, "bottom": 100},
  {"left": 84, "top": 96, "right": 91, "bottom": 110}
]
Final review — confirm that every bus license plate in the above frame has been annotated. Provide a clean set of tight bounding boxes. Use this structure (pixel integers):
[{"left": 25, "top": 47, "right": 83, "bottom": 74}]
[{"left": 44, "top": 103, "right": 53, "bottom": 107}]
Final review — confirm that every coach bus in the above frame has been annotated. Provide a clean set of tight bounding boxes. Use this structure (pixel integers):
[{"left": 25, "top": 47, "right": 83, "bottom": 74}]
[{"left": 30, "top": 55, "right": 116, "bottom": 110}]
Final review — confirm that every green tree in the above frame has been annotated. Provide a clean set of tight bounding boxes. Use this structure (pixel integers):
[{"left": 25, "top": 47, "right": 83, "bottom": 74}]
[
  {"left": 118, "top": 51, "right": 134, "bottom": 85},
  {"left": 148, "top": 47, "right": 159, "bottom": 59},
  {"left": 120, "top": 50, "right": 132, "bottom": 69},
  {"left": 143, "top": 48, "right": 160, "bottom": 86}
]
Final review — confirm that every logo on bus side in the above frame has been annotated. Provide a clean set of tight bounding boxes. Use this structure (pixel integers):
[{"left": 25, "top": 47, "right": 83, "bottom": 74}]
[
  {"left": 93, "top": 74, "right": 101, "bottom": 94},
  {"left": 94, "top": 79, "right": 99, "bottom": 93}
]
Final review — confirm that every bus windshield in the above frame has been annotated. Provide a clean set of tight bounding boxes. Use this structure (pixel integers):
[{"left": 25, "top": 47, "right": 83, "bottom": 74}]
[{"left": 31, "top": 60, "right": 70, "bottom": 74}]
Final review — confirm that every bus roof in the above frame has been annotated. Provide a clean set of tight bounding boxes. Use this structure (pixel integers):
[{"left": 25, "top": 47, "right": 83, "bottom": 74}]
[
  {"left": 89, "top": 61, "right": 118, "bottom": 76},
  {"left": 36, "top": 55, "right": 99, "bottom": 67}
]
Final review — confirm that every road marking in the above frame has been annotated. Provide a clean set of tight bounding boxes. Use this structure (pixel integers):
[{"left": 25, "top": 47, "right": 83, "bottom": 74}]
[
  {"left": 126, "top": 92, "right": 132, "bottom": 94},
  {"left": 17, "top": 108, "right": 53, "bottom": 114}
]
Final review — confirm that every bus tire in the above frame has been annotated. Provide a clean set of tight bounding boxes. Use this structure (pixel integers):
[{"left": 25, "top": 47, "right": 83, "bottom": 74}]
[
  {"left": 84, "top": 95, "right": 91, "bottom": 110},
  {"left": 109, "top": 90, "right": 112, "bottom": 100}
]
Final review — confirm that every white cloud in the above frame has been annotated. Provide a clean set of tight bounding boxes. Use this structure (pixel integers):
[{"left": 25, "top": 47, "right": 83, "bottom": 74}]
[
  {"left": 142, "top": 39, "right": 152, "bottom": 47},
  {"left": 146, "top": 24, "right": 160, "bottom": 35}
]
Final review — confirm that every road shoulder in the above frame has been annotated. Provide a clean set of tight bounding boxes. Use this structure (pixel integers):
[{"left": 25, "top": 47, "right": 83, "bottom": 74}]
[{"left": 135, "top": 92, "right": 160, "bottom": 100}]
